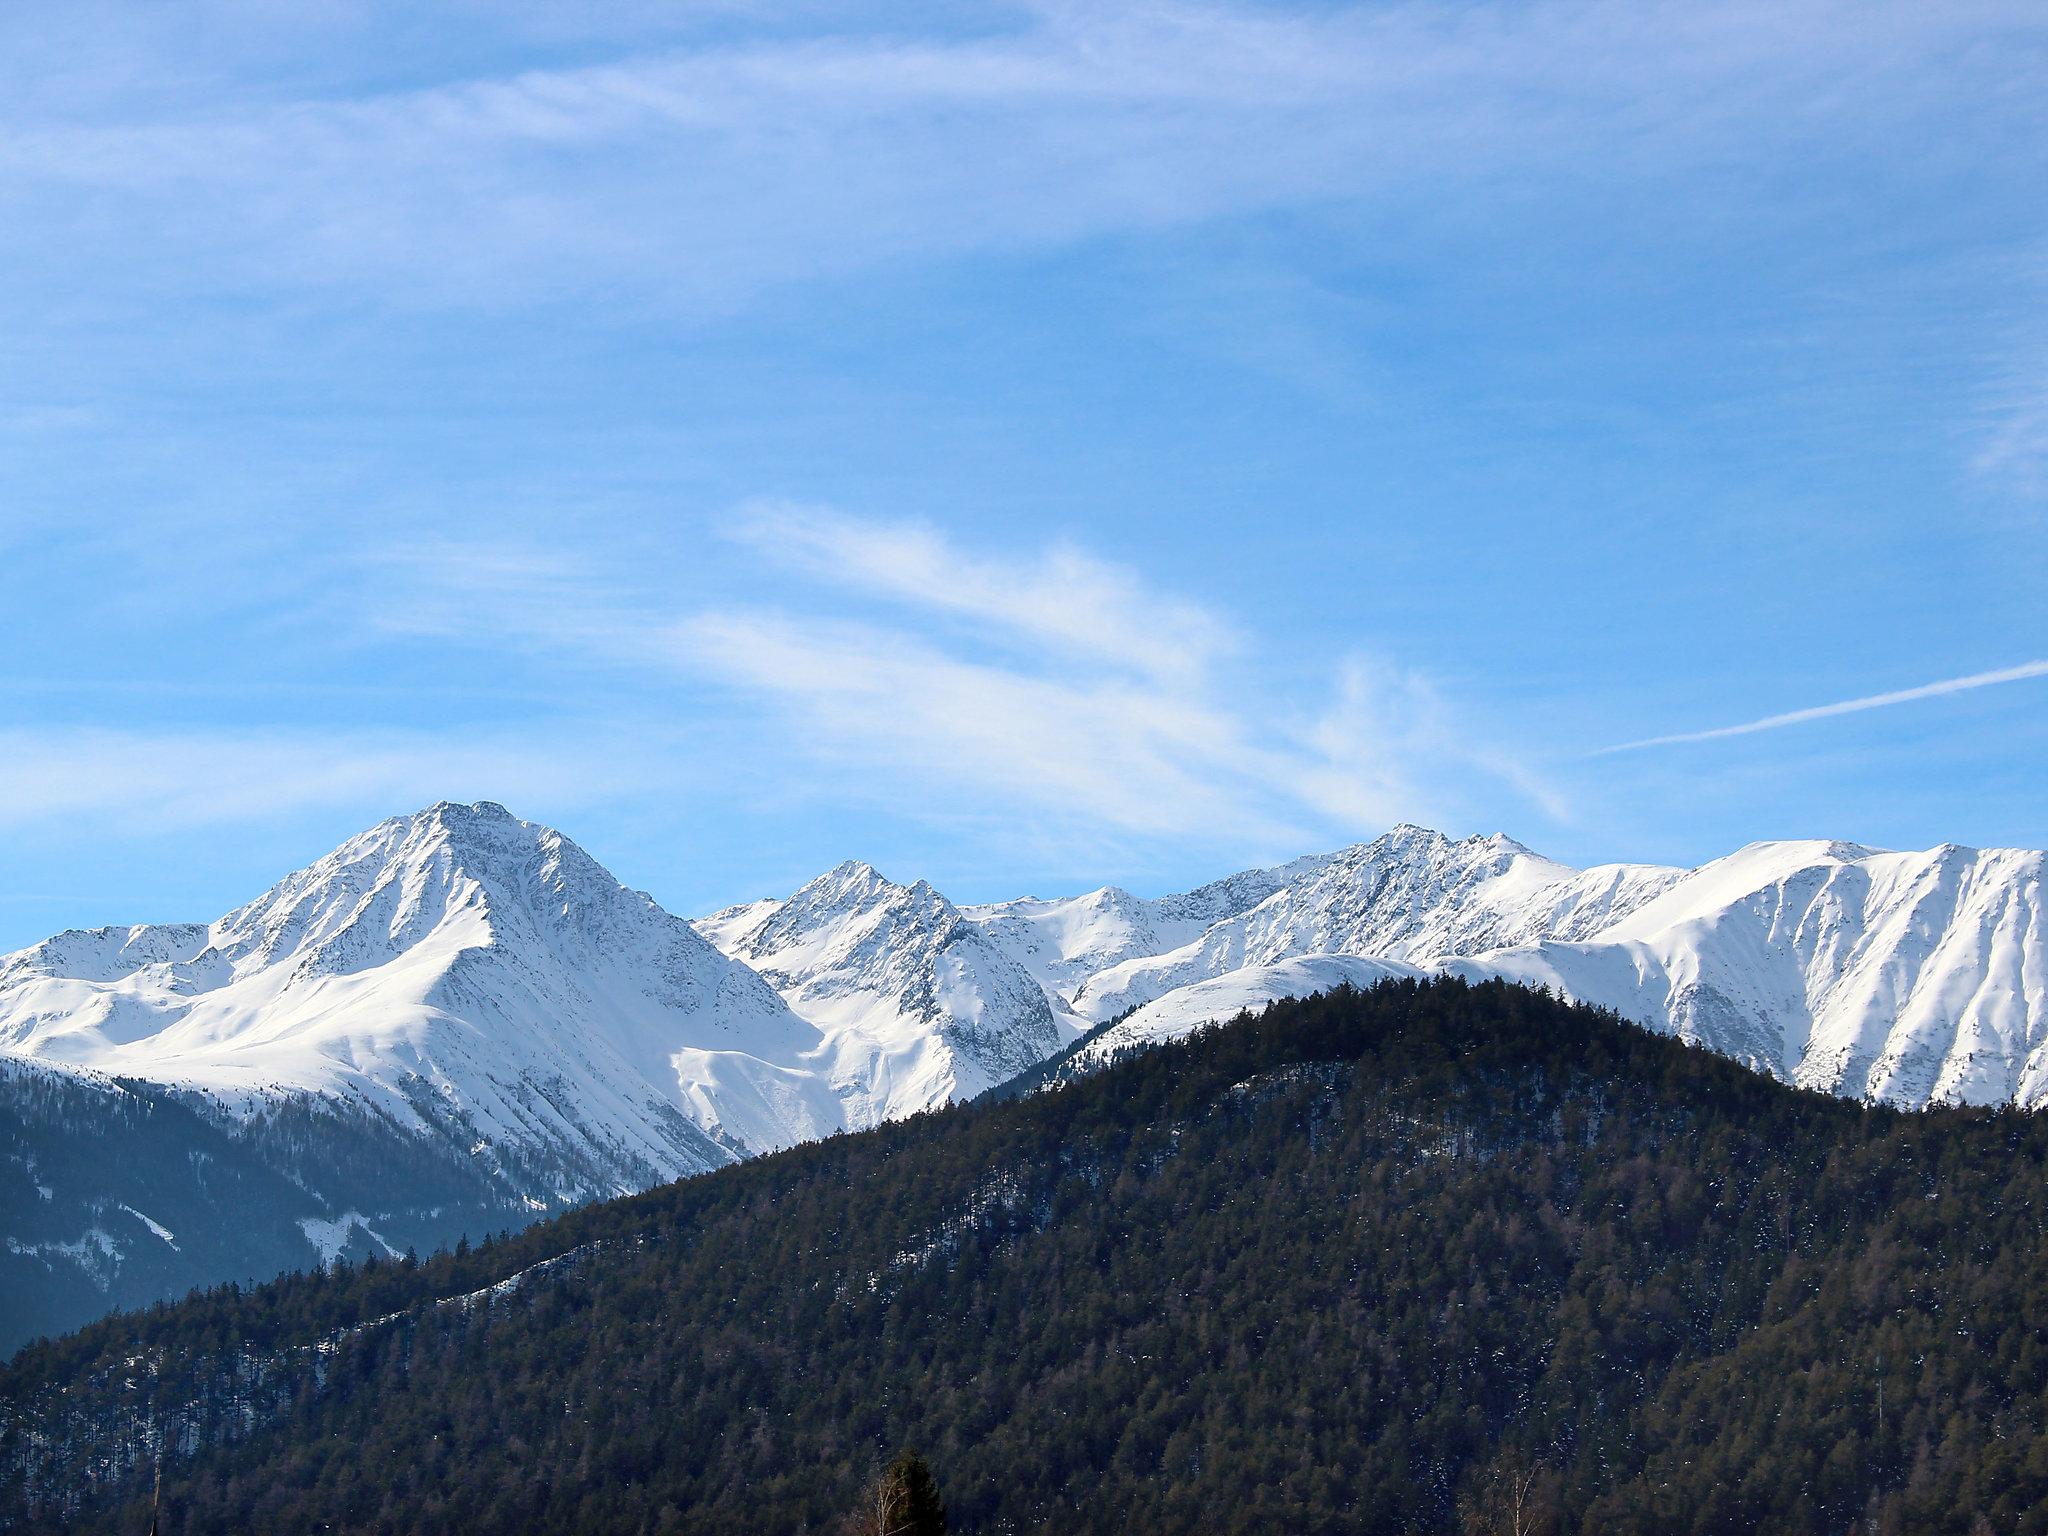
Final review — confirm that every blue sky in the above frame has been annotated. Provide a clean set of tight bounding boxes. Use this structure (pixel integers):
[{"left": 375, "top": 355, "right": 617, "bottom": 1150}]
[{"left": 2, "top": 0, "right": 2045, "bottom": 947}]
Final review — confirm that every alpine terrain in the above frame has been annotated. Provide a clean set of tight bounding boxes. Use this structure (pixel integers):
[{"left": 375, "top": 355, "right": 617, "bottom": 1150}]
[{"left": 4, "top": 805, "right": 2045, "bottom": 1352}]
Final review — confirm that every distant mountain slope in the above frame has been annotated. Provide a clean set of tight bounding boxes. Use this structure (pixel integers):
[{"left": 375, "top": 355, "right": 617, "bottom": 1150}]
[
  {"left": 958, "top": 848, "right": 1338, "bottom": 999},
  {"left": 1453, "top": 838, "right": 2048, "bottom": 1106},
  {"left": 0, "top": 802, "right": 829, "bottom": 1178},
  {"left": 0, "top": 1057, "right": 529, "bottom": 1353},
  {"left": 1065, "top": 954, "right": 1424, "bottom": 1070},
  {"left": 10, "top": 979, "right": 2048, "bottom": 1536},
  {"left": 1060, "top": 830, "right": 2048, "bottom": 1113},
  {"left": 694, "top": 861, "right": 1069, "bottom": 1121},
  {"left": 1066, "top": 826, "right": 1679, "bottom": 1023}
]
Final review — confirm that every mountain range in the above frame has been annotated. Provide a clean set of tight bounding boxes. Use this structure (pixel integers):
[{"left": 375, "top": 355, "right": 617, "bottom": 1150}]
[{"left": 3, "top": 799, "right": 2044, "bottom": 1350}]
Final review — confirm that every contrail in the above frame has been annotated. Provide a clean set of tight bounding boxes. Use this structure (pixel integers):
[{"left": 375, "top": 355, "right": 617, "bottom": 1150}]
[{"left": 1596, "top": 659, "right": 2048, "bottom": 754}]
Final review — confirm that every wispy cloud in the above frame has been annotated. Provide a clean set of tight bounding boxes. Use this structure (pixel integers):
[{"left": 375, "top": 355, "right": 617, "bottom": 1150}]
[
  {"left": 726, "top": 501, "right": 1230, "bottom": 684},
  {"left": 675, "top": 610, "right": 1459, "bottom": 844},
  {"left": 1598, "top": 660, "right": 2048, "bottom": 754},
  {"left": 677, "top": 610, "right": 1303, "bottom": 840},
  {"left": 2, "top": 1, "right": 2035, "bottom": 312},
  {"left": 367, "top": 509, "right": 1553, "bottom": 850}
]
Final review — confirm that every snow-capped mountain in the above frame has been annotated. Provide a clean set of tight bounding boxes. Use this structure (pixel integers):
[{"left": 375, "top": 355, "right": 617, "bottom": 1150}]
[
  {"left": 7, "top": 803, "right": 2047, "bottom": 1352},
  {"left": 695, "top": 861, "right": 1071, "bottom": 1121},
  {"left": 0, "top": 801, "right": 842, "bottom": 1188},
  {"left": 1448, "top": 839, "right": 2048, "bottom": 1106},
  {"left": 0, "top": 801, "right": 858, "bottom": 1348},
  {"left": 957, "top": 849, "right": 1337, "bottom": 1001},
  {"left": 1066, "top": 830, "right": 2048, "bottom": 1113},
  {"left": 1063, "top": 826, "right": 1679, "bottom": 1024}
]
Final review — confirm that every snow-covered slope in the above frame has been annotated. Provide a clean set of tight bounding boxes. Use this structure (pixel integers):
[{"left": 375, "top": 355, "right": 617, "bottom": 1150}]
[
  {"left": 1446, "top": 839, "right": 2048, "bottom": 1107},
  {"left": 736, "top": 825, "right": 2046, "bottom": 1117},
  {"left": 1063, "top": 831, "right": 2048, "bottom": 1113},
  {"left": 695, "top": 862, "right": 1069, "bottom": 1122},
  {"left": 15, "top": 814, "right": 2043, "bottom": 1150},
  {"left": 0, "top": 802, "right": 842, "bottom": 1191},
  {"left": 1067, "top": 955, "right": 1426, "bottom": 1071},
  {"left": 1069, "top": 826, "right": 1678, "bottom": 1024},
  {"left": 959, "top": 849, "right": 1337, "bottom": 1001}
]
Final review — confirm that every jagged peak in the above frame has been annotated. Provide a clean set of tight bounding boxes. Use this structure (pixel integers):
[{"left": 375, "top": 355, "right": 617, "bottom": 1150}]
[
  {"left": 1077, "top": 883, "right": 1143, "bottom": 911},
  {"left": 8, "top": 919, "right": 206, "bottom": 952},
  {"left": 790, "top": 859, "right": 897, "bottom": 907},
  {"left": 1473, "top": 830, "right": 1540, "bottom": 856},
  {"left": 784, "top": 860, "right": 958, "bottom": 914},
  {"left": 1277, "top": 826, "right": 1448, "bottom": 869},
  {"left": 1360, "top": 824, "right": 1536, "bottom": 860},
  {"left": 430, "top": 798, "right": 514, "bottom": 819},
  {"left": 401, "top": 799, "right": 546, "bottom": 854},
  {"left": 316, "top": 801, "right": 612, "bottom": 885},
  {"left": 344, "top": 798, "right": 522, "bottom": 846},
  {"left": 823, "top": 857, "right": 885, "bottom": 881},
  {"left": 0, "top": 920, "right": 213, "bottom": 981},
  {"left": 1378, "top": 821, "right": 1446, "bottom": 840},
  {"left": 191, "top": 802, "right": 684, "bottom": 986},
  {"left": 302, "top": 800, "right": 535, "bottom": 876}
]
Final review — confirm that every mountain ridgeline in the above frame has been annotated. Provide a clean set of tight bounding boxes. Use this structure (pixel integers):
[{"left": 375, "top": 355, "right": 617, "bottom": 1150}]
[
  {"left": 4, "top": 802, "right": 2046, "bottom": 1353},
  {"left": 6, "top": 979, "right": 2048, "bottom": 1535}
]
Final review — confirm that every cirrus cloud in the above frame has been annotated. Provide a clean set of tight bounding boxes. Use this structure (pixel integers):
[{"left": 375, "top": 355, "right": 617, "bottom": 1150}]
[{"left": 368, "top": 505, "right": 1558, "bottom": 851}]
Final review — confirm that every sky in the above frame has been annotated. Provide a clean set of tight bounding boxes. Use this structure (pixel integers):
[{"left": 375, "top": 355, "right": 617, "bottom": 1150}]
[{"left": 1, "top": 0, "right": 2045, "bottom": 947}]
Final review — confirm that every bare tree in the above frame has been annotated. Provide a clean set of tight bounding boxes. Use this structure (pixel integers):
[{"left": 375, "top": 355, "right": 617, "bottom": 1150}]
[
  {"left": 843, "top": 1450, "right": 947, "bottom": 1536},
  {"left": 843, "top": 1471, "right": 904, "bottom": 1536},
  {"left": 1458, "top": 1451, "right": 1561, "bottom": 1536}
]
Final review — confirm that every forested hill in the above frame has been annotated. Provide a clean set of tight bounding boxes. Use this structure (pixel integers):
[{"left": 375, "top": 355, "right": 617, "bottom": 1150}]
[{"left": 6, "top": 978, "right": 2048, "bottom": 1535}]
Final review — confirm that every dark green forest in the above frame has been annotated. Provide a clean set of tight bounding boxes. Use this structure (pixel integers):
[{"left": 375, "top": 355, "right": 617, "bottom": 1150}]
[{"left": 5, "top": 978, "right": 2047, "bottom": 1534}]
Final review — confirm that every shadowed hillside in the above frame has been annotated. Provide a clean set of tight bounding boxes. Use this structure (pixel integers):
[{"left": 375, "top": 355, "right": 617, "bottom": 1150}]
[{"left": 5, "top": 977, "right": 2046, "bottom": 1534}]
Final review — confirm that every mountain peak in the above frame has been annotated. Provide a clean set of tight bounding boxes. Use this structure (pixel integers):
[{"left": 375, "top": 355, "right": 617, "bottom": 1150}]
[
  {"left": 1365, "top": 824, "right": 1536, "bottom": 861},
  {"left": 812, "top": 858, "right": 894, "bottom": 891},
  {"left": 397, "top": 798, "right": 543, "bottom": 855},
  {"left": 371, "top": 798, "right": 526, "bottom": 845},
  {"left": 307, "top": 800, "right": 546, "bottom": 889},
  {"left": 421, "top": 797, "right": 514, "bottom": 819},
  {"left": 0, "top": 799, "right": 824, "bottom": 1191}
]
